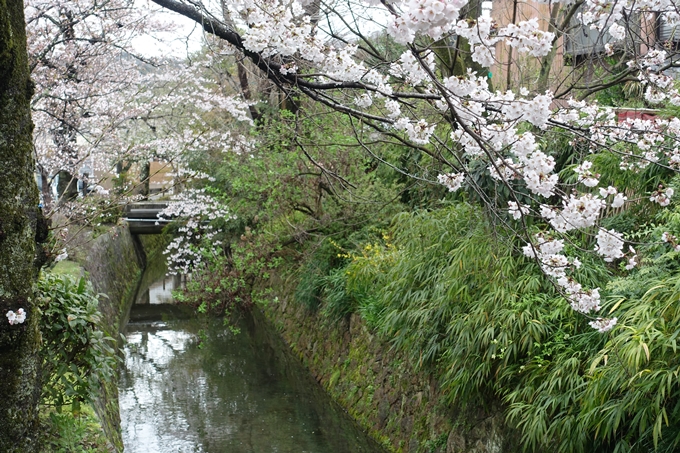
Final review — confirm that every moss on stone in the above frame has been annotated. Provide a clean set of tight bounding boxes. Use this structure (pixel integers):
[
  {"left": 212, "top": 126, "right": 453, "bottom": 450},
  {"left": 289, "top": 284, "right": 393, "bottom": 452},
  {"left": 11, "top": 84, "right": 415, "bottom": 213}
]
[{"left": 257, "top": 282, "right": 490, "bottom": 453}]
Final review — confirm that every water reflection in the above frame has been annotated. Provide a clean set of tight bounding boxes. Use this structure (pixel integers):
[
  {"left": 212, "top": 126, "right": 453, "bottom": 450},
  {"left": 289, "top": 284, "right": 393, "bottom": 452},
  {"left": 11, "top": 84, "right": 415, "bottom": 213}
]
[
  {"left": 119, "top": 269, "right": 384, "bottom": 453},
  {"left": 137, "top": 274, "right": 188, "bottom": 305}
]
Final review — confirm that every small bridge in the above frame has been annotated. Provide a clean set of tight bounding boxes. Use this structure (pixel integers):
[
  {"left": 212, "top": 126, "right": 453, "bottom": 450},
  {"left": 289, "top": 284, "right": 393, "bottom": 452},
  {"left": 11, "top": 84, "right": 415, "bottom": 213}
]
[{"left": 123, "top": 202, "right": 172, "bottom": 234}]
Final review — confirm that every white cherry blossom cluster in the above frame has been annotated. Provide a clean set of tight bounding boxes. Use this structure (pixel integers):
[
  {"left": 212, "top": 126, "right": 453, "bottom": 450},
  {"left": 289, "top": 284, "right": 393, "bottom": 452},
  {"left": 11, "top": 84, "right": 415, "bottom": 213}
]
[
  {"left": 452, "top": 16, "right": 499, "bottom": 67},
  {"left": 485, "top": 131, "right": 558, "bottom": 198},
  {"left": 502, "top": 19, "right": 555, "bottom": 57},
  {"left": 641, "top": 72, "right": 679, "bottom": 104},
  {"left": 580, "top": 0, "right": 680, "bottom": 43},
  {"left": 450, "top": 129, "right": 484, "bottom": 157},
  {"left": 568, "top": 288, "right": 603, "bottom": 315},
  {"left": 599, "top": 186, "right": 627, "bottom": 209},
  {"left": 384, "top": 99, "right": 402, "bottom": 119},
  {"left": 508, "top": 201, "right": 530, "bottom": 220},
  {"left": 595, "top": 229, "right": 625, "bottom": 262},
  {"left": 569, "top": 114, "right": 680, "bottom": 172},
  {"left": 160, "top": 188, "right": 235, "bottom": 275},
  {"left": 625, "top": 246, "right": 638, "bottom": 270},
  {"left": 662, "top": 231, "right": 680, "bottom": 251},
  {"left": 159, "top": 189, "right": 232, "bottom": 221},
  {"left": 394, "top": 118, "right": 436, "bottom": 145},
  {"left": 437, "top": 172, "right": 465, "bottom": 192},
  {"left": 488, "top": 158, "right": 520, "bottom": 182},
  {"left": 608, "top": 23, "right": 626, "bottom": 41},
  {"left": 355, "top": 93, "right": 373, "bottom": 108},
  {"left": 500, "top": 91, "right": 553, "bottom": 129},
  {"left": 650, "top": 186, "right": 674, "bottom": 206},
  {"left": 521, "top": 153, "right": 558, "bottom": 198},
  {"left": 551, "top": 99, "right": 612, "bottom": 129},
  {"left": 541, "top": 194, "right": 605, "bottom": 233},
  {"left": 390, "top": 51, "right": 436, "bottom": 87},
  {"left": 386, "top": 0, "right": 468, "bottom": 43},
  {"left": 442, "top": 71, "right": 490, "bottom": 99},
  {"left": 55, "top": 249, "right": 69, "bottom": 263},
  {"left": 579, "top": 1, "right": 626, "bottom": 34},
  {"left": 27, "top": 0, "right": 255, "bottom": 215},
  {"left": 6, "top": 309, "right": 26, "bottom": 326},
  {"left": 441, "top": 16, "right": 556, "bottom": 69},
  {"left": 322, "top": 45, "right": 366, "bottom": 82},
  {"left": 522, "top": 235, "right": 572, "bottom": 279},
  {"left": 521, "top": 234, "right": 615, "bottom": 329},
  {"left": 574, "top": 161, "right": 600, "bottom": 188},
  {"left": 240, "top": 0, "right": 320, "bottom": 58},
  {"left": 589, "top": 317, "right": 618, "bottom": 333}
]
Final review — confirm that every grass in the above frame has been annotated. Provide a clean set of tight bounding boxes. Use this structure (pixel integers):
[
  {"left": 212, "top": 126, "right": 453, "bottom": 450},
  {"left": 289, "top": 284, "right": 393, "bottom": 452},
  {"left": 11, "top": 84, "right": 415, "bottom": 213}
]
[
  {"left": 39, "top": 404, "right": 111, "bottom": 453},
  {"left": 50, "top": 260, "right": 84, "bottom": 279}
]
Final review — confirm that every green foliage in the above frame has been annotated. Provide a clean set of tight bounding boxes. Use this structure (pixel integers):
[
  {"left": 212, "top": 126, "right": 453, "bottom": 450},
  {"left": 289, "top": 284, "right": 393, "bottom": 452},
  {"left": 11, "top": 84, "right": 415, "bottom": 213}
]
[
  {"left": 295, "top": 238, "right": 348, "bottom": 310},
  {"left": 36, "top": 273, "right": 118, "bottom": 411},
  {"left": 588, "top": 58, "right": 645, "bottom": 108},
  {"left": 319, "top": 267, "right": 353, "bottom": 319},
  {"left": 558, "top": 204, "right": 680, "bottom": 453},
  {"left": 503, "top": 244, "right": 680, "bottom": 452},
  {"left": 315, "top": 202, "right": 680, "bottom": 452},
  {"left": 506, "top": 200, "right": 680, "bottom": 453},
  {"left": 339, "top": 230, "right": 397, "bottom": 327},
  {"left": 192, "top": 105, "right": 404, "bottom": 236},
  {"left": 343, "top": 200, "right": 680, "bottom": 453},
  {"left": 423, "top": 432, "right": 449, "bottom": 452},
  {"left": 39, "top": 405, "right": 110, "bottom": 453},
  {"left": 354, "top": 205, "right": 594, "bottom": 409},
  {"left": 184, "top": 105, "right": 405, "bottom": 316},
  {"left": 175, "top": 228, "right": 282, "bottom": 316}
]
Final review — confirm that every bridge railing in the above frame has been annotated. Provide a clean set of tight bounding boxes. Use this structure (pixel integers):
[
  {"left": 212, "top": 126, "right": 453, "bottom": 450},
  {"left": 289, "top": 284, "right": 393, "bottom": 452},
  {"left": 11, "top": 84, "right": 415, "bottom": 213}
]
[{"left": 123, "top": 202, "right": 172, "bottom": 234}]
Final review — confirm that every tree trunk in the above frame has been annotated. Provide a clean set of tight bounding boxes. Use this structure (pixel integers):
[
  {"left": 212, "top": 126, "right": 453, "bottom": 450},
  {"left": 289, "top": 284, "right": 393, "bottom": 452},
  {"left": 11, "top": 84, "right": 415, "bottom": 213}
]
[
  {"left": 56, "top": 170, "right": 79, "bottom": 202},
  {"left": 139, "top": 160, "right": 150, "bottom": 198},
  {"left": 0, "top": 1, "right": 43, "bottom": 451}
]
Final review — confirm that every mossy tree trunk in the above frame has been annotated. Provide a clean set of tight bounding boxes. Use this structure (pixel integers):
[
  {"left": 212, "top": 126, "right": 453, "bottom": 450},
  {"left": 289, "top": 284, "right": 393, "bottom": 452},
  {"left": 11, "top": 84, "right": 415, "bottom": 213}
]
[
  {"left": 139, "top": 160, "right": 150, "bottom": 197},
  {"left": 0, "top": 1, "right": 43, "bottom": 451}
]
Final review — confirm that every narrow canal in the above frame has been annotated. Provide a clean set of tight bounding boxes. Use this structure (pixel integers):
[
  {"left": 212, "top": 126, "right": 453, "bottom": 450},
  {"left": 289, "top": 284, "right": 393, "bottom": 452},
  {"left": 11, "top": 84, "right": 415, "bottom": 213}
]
[{"left": 119, "top": 258, "right": 385, "bottom": 453}]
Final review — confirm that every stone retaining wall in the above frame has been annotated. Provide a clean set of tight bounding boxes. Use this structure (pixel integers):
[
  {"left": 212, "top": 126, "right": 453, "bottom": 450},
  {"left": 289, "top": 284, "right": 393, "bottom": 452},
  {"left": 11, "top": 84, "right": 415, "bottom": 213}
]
[{"left": 261, "top": 286, "right": 515, "bottom": 453}]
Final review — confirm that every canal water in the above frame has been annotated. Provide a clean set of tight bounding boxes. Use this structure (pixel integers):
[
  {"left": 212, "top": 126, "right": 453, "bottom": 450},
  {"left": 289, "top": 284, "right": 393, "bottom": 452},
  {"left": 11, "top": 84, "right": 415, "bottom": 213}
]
[{"left": 119, "top": 262, "right": 385, "bottom": 453}]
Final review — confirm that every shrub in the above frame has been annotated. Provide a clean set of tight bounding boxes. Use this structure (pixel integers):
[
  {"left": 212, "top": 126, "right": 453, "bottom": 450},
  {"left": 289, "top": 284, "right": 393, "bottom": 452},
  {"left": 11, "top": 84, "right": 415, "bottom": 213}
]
[
  {"left": 36, "top": 274, "right": 118, "bottom": 412},
  {"left": 39, "top": 404, "right": 110, "bottom": 453}
]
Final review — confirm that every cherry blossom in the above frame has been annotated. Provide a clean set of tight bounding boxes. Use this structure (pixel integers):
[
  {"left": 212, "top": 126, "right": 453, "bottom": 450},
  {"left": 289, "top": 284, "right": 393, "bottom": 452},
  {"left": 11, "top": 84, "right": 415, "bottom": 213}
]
[
  {"left": 159, "top": 188, "right": 235, "bottom": 274},
  {"left": 139, "top": 0, "right": 680, "bottom": 331},
  {"left": 508, "top": 201, "right": 530, "bottom": 220},
  {"left": 650, "top": 186, "right": 674, "bottom": 206},
  {"left": 6, "top": 309, "right": 27, "bottom": 326},
  {"left": 437, "top": 173, "right": 465, "bottom": 192},
  {"left": 589, "top": 317, "right": 618, "bottom": 333},
  {"left": 27, "top": 0, "right": 252, "bottom": 210},
  {"left": 595, "top": 229, "right": 626, "bottom": 263}
]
